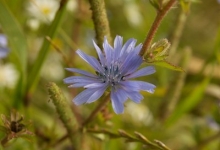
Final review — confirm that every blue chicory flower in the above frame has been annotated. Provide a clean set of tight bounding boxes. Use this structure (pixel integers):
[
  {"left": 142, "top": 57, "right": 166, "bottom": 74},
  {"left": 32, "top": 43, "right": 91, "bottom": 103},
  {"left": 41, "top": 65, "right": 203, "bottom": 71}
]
[
  {"left": 64, "top": 35, "right": 156, "bottom": 114},
  {"left": 0, "top": 34, "right": 9, "bottom": 58}
]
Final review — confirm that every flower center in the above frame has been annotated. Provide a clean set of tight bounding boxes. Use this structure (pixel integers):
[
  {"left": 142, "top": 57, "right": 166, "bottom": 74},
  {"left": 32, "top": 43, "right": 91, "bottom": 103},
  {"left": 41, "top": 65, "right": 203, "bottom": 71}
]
[{"left": 98, "top": 64, "right": 124, "bottom": 87}]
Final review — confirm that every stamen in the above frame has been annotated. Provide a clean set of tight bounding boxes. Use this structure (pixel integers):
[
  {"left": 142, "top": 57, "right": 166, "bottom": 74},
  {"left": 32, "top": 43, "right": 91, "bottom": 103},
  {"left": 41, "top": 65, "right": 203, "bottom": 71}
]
[{"left": 99, "top": 62, "right": 123, "bottom": 86}]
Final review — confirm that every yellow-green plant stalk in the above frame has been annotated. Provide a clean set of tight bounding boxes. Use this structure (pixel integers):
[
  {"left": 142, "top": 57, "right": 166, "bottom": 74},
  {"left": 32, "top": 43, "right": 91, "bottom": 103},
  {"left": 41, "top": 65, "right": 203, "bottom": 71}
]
[
  {"left": 47, "top": 82, "right": 79, "bottom": 147},
  {"left": 89, "top": 0, "right": 112, "bottom": 47}
]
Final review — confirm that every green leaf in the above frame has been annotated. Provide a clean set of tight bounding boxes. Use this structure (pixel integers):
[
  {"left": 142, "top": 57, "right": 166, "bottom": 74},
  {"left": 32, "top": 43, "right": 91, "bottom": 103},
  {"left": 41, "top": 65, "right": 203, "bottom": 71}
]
[
  {"left": 27, "top": 1, "right": 68, "bottom": 94},
  {"left": 0, "top": 1, "right": 28, "bottom": 108},
  {"left": 147, "top": 60, "right": 184, "bottom": 72},
  {"left": 149, "top": 0, "right": 160, "bottom": 10},
  {"left": 0, "top": 1, "right": 27, "bottom": 71},
  {"left": 165, "top": 77, "right": 210, "bottom": 127}
]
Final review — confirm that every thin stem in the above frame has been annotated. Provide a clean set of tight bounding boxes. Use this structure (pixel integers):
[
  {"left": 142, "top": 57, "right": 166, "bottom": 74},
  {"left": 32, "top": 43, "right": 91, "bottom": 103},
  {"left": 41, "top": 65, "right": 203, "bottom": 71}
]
[
  {"left": 139, "top": 0, "right": 177, "bottom": 57},
  {"left": 1, "top": 136, "right": 10, "bottom": 147},
  {"left": 51, "top": 134, "right": 68, "bottom": 147},
  {"left": 158, "top": 47, "right": 191, "bottom": 120},
  {"left": 45, "top": 36, "right": 69, "bottom": 65},
  {"left": 82, "top": 93, "right": 110, "bottom": 127},
  {"left": 88, "top": 0, "right": 112, "bottom": 47},
  {"left": 52, "top": 93, "right": 111, "bottom": 146},
  {"left": 169, "top": 9, "right": 188, "bottom": 57},
  {"left": 26, "top": 0, "right": 68, "bottom": 98}
]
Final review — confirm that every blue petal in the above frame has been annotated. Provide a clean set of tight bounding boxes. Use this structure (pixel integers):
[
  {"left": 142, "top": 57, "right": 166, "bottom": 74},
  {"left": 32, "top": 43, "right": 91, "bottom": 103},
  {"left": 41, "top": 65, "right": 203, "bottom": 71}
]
[
  {"left": 113, "top": 36, "right": 123, "bottom": 60},
  {"left": 84, "top": 82, "right": 107, "bottom": 88},
  {"left": 66, "top": 68, "right": 97, "bottom": 78},
  {"left": 63, "top": 76, "right": 100, "bottom": 84},
  {"left": 121, "top": 38, "right": 137, "bottom": 55},
  {"left": 119, "top": 38, "right": 135, "bottom": 59},
  {"left": 73, "top": 88, "right": 100, "bottom": 105},
  {"left": 114, "top": 36, "right": 123, "bottom": 50},
  {"left": 0, "top": 34, "right": 8, "bottom": 47},
  {"left": 86, "top": 86, "right": 107, "bottom": 103},
  {"left": 125, "top": 66, "right": 155, "bottom": 79},
  {"left": 121, "top": 81, "right": 156, "bottom": 93},
  {"left": 133, "top": 43, "right": 143, "bottom": 54},
  {"left": 125, "top": 91, "right": 143, "bottom": 103},
  {"left": 120, "top": 54, "right": 143, "bottom": 75},
  {"left": 103, "top": 37, "right": 113, "bottom": 66},
  {"left": 68, "top": 82, "right": 93, "bottom": 88},
  {"left": 115, "top": 88, "right": 128, "bottom": 103},
  {"left": 0, "top": 47, "right": 9, "bottom": 58},
  {"left": 76, "top": 50, "right": 104, "bottom": 72},
  {"left": 93, "top": 40, "right": 106, "bottom": 65},
  {"left": 67, "top": 79, "right": 104, "bottom": 88},
  {"left": 125, "top": 40, "right": 137, "bottom": 53},
  {"left": 111, "top": 90, "right": 124, "bottom": 114}
]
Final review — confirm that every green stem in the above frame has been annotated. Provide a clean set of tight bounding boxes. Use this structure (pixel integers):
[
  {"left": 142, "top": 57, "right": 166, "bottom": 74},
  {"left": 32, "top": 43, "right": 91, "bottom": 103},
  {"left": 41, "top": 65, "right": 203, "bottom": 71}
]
[
  {"left": 169, "top": 9, "right": 188, "bottom": 57},
  {"left": 26, "top": 0, "right": 68, "bottom": 97},
  {"left": 88, "top": 0, "right": 112, "bottom": 47},
  {"left": 47, "top": 82, "right": 79, "bottom": 147},
  {"left": 159, "top": 47, "right": 191, "bottom": 120},
  {"left": 82, "top": 93, "right": 110, "bottom": 127},
  {"left": 139, "top": 0, "right": 177, "bottom": 57}
]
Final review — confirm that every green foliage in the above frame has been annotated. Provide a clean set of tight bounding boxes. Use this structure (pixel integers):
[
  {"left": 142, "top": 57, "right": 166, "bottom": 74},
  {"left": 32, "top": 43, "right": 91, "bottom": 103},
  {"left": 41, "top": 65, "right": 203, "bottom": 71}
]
[
  {"left": 0, "top": 1, "right": 27, "bottom": 72},
  {"left": 0, "top": 1, "right": 28, "bottom": 108},
  {"left": 0, "top": 0, "right": 219, "bottom": 149},
  {"left": 149, "top": 0, "right": 160, "bottom": 10},
  {"left": 165, "top": 77, "right": 210, "bottom": 127},
  {"left": 145, "top": 39, "right": 184, "bottom": 72},
  {"left": 27, "top": 0, "right": 68, "bottom": 94}
]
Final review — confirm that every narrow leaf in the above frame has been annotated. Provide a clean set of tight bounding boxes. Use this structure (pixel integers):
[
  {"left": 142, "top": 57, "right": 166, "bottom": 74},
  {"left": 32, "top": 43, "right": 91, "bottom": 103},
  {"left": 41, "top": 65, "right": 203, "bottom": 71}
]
[
  {"left": 0, "top": 1, "right": 28, "bottom": 108},
  {"left": 0, "top": 1, "right": 27, "bottom": 71},
  {"left": 147, "top": 60, "right": 184, "bottom": 72},
  {"left": 165, "top": 77, "right": 210, "bottom": 126},
  {"left": 27, "top": 0, "right": 68, "bottom": 94}
]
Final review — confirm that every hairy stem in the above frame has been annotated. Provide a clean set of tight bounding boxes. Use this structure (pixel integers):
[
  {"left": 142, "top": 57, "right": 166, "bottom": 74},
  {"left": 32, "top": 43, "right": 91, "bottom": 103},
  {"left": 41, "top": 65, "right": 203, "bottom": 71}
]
[
  {"left": 47, "top": 82, "right": 79, "bottom": 148},
  {"left": 89, "top": 0, "right": 112, "bottom": 47},
  {"left": 139, "top": 0, "right": 177, "bottom": 57}
]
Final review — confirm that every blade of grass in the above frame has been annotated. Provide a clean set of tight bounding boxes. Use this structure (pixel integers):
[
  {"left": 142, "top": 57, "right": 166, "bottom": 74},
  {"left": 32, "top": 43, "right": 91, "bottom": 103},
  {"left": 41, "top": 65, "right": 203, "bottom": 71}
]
[
  {"left": 165, "top": 77, "right": 210, "bottom": 127},
  {"left": 26, "top": 0, "right": 68, "bottom": 95},
  {"left": 0, "top": 1, "right": 28, "bottom": 108},
  {"left": 0, "top": 1, "right": 27, "bottom": 71}
]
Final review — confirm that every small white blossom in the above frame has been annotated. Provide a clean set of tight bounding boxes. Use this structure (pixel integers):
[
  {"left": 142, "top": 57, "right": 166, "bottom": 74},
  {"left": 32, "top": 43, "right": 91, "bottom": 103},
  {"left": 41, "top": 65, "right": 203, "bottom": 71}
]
[
  {"left": 0, "top": 64, "right": 18, "bottom": 89},
  {"left": 26, "top": 0, "right": 60, "bottom": 25}
]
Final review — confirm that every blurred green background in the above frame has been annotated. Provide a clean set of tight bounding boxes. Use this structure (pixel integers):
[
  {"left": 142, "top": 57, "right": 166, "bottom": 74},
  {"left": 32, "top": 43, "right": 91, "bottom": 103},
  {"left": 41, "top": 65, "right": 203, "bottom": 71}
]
[{"left": 0, "top": 0, "right": 220, "bottom": 149}]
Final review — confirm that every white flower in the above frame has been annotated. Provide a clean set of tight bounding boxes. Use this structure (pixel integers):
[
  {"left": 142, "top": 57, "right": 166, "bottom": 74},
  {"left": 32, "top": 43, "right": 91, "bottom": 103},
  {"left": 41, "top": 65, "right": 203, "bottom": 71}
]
[
  {"left": 66, "top": 0, "right": 77, "bottom": 12},
  {"left": 26, "top": 0, "right": 60, "bottom": 24},
  {"left": 124, "top": 1, "right": 142, "bottom": 26},
  {"left": 42, "top": 53, "right": 64, "bottom": 81},
  {"left": 0, "top": 63, "right": 18, "bottom": 89},
  {"left": 126, "top": 102, "right": 153, "bottom": 125}
]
